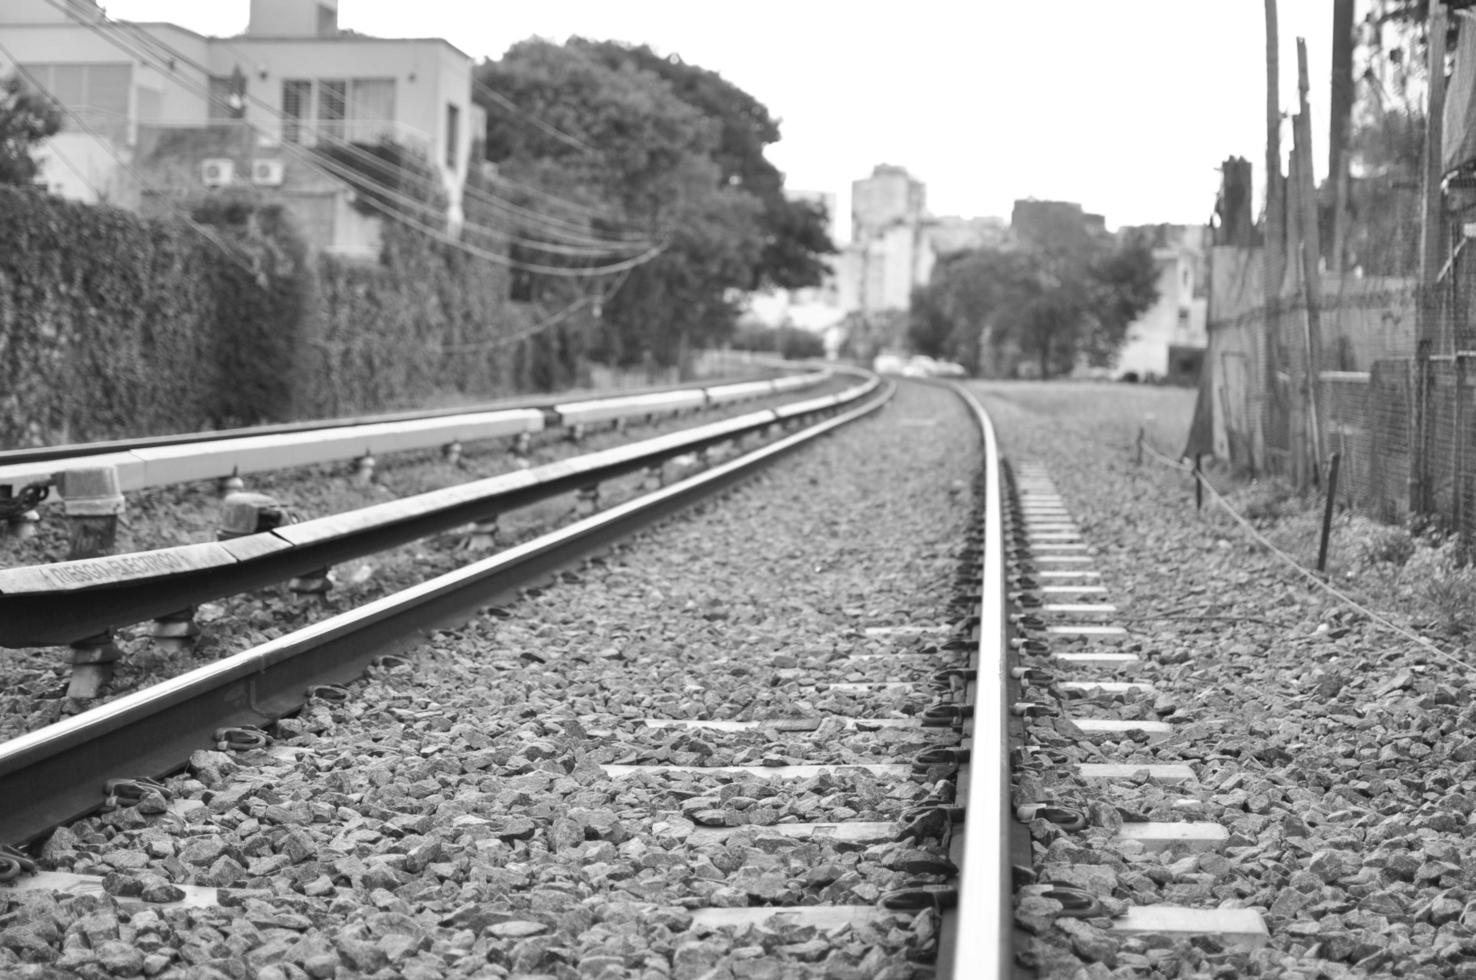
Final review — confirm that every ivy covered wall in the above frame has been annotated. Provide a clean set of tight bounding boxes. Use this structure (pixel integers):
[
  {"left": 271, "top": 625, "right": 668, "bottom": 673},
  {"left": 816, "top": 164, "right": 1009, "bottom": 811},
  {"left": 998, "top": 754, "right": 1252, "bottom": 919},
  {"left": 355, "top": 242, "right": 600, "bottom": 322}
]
[{"left": 0, "top": 186, "right": 583, "bottom": 447}]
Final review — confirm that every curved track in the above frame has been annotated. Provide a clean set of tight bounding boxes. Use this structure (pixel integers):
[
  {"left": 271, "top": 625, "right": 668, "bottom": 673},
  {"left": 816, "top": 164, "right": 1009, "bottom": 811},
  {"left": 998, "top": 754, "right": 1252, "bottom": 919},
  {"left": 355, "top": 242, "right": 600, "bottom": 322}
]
[{"left": 0, "top": 378, "right": 1025, "bottom": 978}]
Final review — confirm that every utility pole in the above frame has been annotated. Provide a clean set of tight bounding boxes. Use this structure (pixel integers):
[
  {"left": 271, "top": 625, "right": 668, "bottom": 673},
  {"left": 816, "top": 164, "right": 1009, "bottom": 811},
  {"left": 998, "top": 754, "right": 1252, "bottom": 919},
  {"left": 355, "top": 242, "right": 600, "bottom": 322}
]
[
  {"left": 1296, "top": 37, "right": 1324, "bottom": 481},
  {"left": 1264, "top": 0, "right": 1283, "bottom": 293},
  {"left": 1328, "top": 0, "right": 1355, "bottom": 274},
  {"left": 1263, "top": 0, "right": 1284, "bottom": 476},
  {"left": 1414, "top": 1, "right": 1449, "bottom": 515}
]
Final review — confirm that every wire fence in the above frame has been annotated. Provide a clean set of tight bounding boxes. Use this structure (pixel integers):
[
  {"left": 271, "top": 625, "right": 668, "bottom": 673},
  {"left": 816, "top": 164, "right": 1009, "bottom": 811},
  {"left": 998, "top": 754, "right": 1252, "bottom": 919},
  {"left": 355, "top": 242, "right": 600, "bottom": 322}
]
[
  {"left": 1137, "top": 435, "right": 1467, "bottom": 675},
  {"left": 1204, "top": 170, "right": 1476, "bottom": 540}
]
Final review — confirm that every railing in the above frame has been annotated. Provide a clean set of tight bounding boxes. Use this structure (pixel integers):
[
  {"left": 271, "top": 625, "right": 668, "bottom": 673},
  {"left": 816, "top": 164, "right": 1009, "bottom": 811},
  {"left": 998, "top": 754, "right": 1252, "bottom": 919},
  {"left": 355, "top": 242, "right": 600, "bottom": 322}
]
[
  {"left": 0, "top": 375, "right": 876, "bottom": 649},
  {"left": 0, "top": 373, "right": 830, "bottom": 497}
]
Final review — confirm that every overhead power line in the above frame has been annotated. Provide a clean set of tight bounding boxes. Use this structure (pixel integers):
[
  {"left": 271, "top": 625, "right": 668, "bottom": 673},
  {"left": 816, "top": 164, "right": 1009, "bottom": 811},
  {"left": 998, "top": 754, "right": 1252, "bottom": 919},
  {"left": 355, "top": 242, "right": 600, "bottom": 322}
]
[
  {"left": 36, "top": 0, "right": 650, "bottom": 250},
  {"left": 471, "top": 78, "right": 598, "bottom": 156},
  {"left": 31, "top": 1, "right": 667, "bottom": 277},
  {"left": 0, "top": 38, "right": 263, "bottom": 280}
]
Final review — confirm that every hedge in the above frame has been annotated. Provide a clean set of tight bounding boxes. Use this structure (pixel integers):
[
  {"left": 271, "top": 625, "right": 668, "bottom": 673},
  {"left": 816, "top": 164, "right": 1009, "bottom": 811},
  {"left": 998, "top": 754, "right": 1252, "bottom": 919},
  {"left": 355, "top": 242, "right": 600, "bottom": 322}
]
[
  {"left": 0, "top": 186, "right": 249, "bottom": 445},
  {"left": 0, "top": 187, "right": 584, "bottom": 446}
]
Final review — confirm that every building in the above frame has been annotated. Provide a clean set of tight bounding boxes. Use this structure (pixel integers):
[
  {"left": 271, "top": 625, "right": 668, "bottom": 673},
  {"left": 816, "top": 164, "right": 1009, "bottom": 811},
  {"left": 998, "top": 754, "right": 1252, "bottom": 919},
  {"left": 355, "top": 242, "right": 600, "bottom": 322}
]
[
  {"left": 924, "top": 215, "right": 1008, "bottom": 257},
  {"left": 1114, "top": 224, "right": 1209, "bottom": 382},
  {"left": 838, "top": 164, "right": 934, "bottom": 315},
  {"left": 1010, "top": 199, "right": 1108, "bottom": 252},
  {"left": 0, "top": 0, "right": 483, "bottom": 258}
]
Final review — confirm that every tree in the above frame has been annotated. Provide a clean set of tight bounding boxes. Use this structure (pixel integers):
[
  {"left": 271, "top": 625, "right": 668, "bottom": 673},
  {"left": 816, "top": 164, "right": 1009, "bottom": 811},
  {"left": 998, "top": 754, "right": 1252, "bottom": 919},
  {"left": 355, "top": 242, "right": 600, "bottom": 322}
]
[
  {"left": 910, "top": 237, "right": 1157, "bottom": 379},
  {"left": 572, "top": 40, "right": 837, "bottom": 290},
  {"left": 0, "top": 74, "right": 62, "bottom": 187},
  {"left": 474, "top": 39, "right": 808, "bottom": 368}
]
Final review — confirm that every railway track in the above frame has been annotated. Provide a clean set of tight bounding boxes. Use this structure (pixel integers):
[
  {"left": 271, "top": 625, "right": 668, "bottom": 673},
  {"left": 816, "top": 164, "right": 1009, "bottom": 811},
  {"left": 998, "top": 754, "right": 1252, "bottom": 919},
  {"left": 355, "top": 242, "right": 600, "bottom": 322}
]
[
  {"left": 10, "top": 372, "right": 1381, "bottom": 979},
  {"left": 0, "top": 377, "right": 1033, "bottom": 978},
  {"left": 0, "top": 370, "right": 847, "bottom": 706}
]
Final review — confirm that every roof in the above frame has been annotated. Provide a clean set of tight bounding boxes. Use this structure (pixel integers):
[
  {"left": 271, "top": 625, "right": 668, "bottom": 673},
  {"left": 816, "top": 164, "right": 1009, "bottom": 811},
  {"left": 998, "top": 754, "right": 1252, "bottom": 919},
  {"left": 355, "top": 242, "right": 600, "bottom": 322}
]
[{"left": 224, "top": 33, "right": 472, "bottom": 62}]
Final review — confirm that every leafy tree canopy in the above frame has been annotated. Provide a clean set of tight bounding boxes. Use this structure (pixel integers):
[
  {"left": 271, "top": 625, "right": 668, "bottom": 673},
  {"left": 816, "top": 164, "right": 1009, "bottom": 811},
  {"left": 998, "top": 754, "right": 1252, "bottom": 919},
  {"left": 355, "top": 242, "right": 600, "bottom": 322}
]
[
  {"left": 0, "top": 74, "right": 62, "bottom": 187},
  {"left": 474, "top": 38, "right": 834, "bottom": 367},
  {"left": 910, "top": 236, "right": 1158, "bottom": 379},
  {"left": 570, "top": 40, "right": 836, "bottom": 290}
]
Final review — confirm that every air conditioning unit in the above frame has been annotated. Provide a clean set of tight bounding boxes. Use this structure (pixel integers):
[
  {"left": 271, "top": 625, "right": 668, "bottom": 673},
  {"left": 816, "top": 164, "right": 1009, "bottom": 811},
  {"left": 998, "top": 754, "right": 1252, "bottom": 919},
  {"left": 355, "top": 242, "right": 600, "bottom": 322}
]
[
  {"left": 251, "top": 158, "right": 285, "bottom": 186},
  {"left": 201, "top": 158, "right": 235, "bottom": 187}
]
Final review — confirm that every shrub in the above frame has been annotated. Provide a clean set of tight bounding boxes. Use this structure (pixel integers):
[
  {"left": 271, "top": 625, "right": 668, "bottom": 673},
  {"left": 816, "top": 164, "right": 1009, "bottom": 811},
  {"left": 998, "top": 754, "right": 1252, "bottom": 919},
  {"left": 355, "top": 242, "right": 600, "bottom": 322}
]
[
  {"left": 1, "top": 186, "right": 574, "bottom": 440},
  {"left": 730, "top": 323, "right": 825, "bottom": 360},
  {"left": 0, "top": 185, "right": 288, "bottom": 444},
  {"left": 1235, "top": 479, "right": 1301, "bottom": 522},
  {"left": 1402, "top": 537, "right": 1476, "bottom": 635},
  {"left": 1351, "top": 523, "right": 1416, "bottom": 568}
]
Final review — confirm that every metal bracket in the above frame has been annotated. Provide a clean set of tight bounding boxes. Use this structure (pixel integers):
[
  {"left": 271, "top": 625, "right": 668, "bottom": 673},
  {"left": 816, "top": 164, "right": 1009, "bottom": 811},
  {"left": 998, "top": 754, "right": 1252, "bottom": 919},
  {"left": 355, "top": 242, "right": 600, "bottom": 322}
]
[
  {"left": 0, "top": 844, "right": 37, "bottom": 882},
  {"left": 0, "top": 482, "right": 51, "bottom": 520},
  {"left": 912, "top": 746, "right": 970, "bottom": 774},
  {"left": 1010, "top": 666, "right": 1054, "bottom": 685},
  {"left": 1011, "top": 637, "right": 1051, "bottom": 656},
  {"left": 1016, "top": 803, "right": 1088, "bottom": 831},
  {"left": 306, "top": 683, "right": 350, "bottom": 703},
  {"left": 921, "top": 701, "right": 973, "bottom": 727},
  {"left": 214, "top": 725, "right": 273, "bottom": 751},
  {"left": 880, "top": 884, "right": 958, "bottom": 911},
  {"left": 1031, "top": 884, "right": 1104, "bottom": 919},
  {"left": 102, "top": 777, "right": 170, "bottom": 811}
]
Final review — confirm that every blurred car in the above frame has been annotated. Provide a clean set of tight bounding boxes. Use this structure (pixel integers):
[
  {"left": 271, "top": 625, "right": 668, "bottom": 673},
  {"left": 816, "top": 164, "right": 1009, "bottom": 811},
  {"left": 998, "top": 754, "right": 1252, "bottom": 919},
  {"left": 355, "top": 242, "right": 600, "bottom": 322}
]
[
  {"left": 873, "top": 353, "right": 906, "bottom": 374},
  {"left": 900, "top": 355, "right": 968, "bottom": 378}
]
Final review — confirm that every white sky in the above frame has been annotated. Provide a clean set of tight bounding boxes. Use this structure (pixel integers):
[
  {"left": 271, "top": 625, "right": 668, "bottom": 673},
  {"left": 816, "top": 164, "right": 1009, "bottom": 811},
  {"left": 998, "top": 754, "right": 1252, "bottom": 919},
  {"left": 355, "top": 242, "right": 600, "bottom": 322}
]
[{"left": 99, "top": 1, "right": 1338, "bottom": 235}]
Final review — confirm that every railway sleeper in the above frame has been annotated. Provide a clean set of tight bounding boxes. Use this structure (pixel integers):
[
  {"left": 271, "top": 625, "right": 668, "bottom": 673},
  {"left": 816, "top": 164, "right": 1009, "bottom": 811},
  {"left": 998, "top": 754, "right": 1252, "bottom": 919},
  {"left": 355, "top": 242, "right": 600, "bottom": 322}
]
[{"left": 1006, "top": 465, "right": 1270, "bottom": 959}]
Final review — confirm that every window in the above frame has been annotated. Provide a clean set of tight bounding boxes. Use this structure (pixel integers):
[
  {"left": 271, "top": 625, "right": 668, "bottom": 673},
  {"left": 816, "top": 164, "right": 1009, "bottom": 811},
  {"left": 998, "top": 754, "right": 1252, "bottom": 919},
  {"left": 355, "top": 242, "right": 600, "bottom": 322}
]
[
  {"left": 282, "top": 79, "right": 311, "bottom": 143},
  {"left": 282, "top": 77, "right": 399, "bottom": 146},
  {"left": 21, "top": 63, "right": 131, "bottom": 141},
  {"left": 318, "top": 79, "right": 346, "bottom": 142},
  {"left": 446, "top": 102, "right": 459, "bottom": 168},
  {"left": 345, "top": 78, "right": 394, "bottom": 142}
]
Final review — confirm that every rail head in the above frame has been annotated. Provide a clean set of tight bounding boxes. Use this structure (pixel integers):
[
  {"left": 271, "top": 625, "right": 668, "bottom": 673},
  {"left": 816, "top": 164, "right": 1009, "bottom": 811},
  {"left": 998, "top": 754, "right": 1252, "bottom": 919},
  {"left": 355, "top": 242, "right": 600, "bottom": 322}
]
[{"left": 946, "top": 382, "right": 1013, "bottom": 979}]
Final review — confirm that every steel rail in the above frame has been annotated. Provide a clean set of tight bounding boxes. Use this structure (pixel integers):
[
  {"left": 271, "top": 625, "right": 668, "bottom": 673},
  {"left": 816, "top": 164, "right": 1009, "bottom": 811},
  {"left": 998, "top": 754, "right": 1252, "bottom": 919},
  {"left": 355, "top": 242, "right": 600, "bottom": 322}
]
[
  {"left": 0, "top": 373, "right": 834, "bottom": 497},
  {"left": 0, "top": 379, "right": 877, "bottom": 647},
  {"left": 939, "top": 383, "right": 1015, "bottom": 978},
  {"left": 0, "top": 380, "right": 894, "bottom": 848},
  {"left": 0, "top": 373, "right": 802, "bottom": 468}
]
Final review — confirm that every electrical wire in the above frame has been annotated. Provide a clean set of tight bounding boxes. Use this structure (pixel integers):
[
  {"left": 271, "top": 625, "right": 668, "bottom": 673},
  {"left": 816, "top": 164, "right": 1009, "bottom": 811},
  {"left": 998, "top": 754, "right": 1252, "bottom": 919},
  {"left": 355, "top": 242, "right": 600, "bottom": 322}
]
[
  {"left": 438, "top": 295, "right": 593, "bottom": 352},
  {"left": 0, "top": 40, "right": 262, "bottom": 280},
  {"left": 101, "top": 2, "right": 637, "bottom": 240},
  {"left": 200, "top": 21, "right": 620, "bottom": 226},
  {"left": 41, "top": 0, "right": 654, "bottom": 254},
  {"left": 471, "top": 77, "right": 597, "bottom": 156},
  {"left": 31, "top": 4, "right": 666, "bottom": 276}
]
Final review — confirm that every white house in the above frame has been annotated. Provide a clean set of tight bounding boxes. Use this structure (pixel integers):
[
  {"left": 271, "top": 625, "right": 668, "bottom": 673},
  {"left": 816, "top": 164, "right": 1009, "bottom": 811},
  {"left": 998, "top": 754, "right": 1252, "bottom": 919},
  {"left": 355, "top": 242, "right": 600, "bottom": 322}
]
[
  {"left": 0, "top": 0, "right": 483, "bottom": 257},
  {"left": 1113, "top": 224, "right": 1209, "bottom": 382}
]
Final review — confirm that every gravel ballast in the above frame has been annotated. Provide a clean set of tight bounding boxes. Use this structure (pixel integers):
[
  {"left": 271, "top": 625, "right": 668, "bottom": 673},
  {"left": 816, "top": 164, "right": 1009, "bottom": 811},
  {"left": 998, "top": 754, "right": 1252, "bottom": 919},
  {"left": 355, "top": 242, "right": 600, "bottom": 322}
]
[
  {"left": 979, "top": 380, "right": 1476, "bottom": 979},
  {"left": 1, "top": 380, "right": 978, "bottom": 979}
]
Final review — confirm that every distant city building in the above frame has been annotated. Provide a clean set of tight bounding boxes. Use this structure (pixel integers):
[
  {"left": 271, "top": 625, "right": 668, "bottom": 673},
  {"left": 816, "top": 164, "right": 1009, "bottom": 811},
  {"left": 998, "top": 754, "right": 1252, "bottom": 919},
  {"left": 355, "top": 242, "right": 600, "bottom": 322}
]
[
  {"left": 1010, "top": 199, "right": 1108, "bottom": 252},
  {"left": 0, "top": 0, "right": 483, "bottom": 258},
  {"left": 850, "top": 163, "right": 925, "bottom": 236},
  {"left": 1114, "top": 223, "right": 1209, "bottom": 382},
  {"left": 925, "top": 215, "right": 1008, "bottom": 257},
  {"left": 838, "top": 163, "right": 934, "bottom": 315}
]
